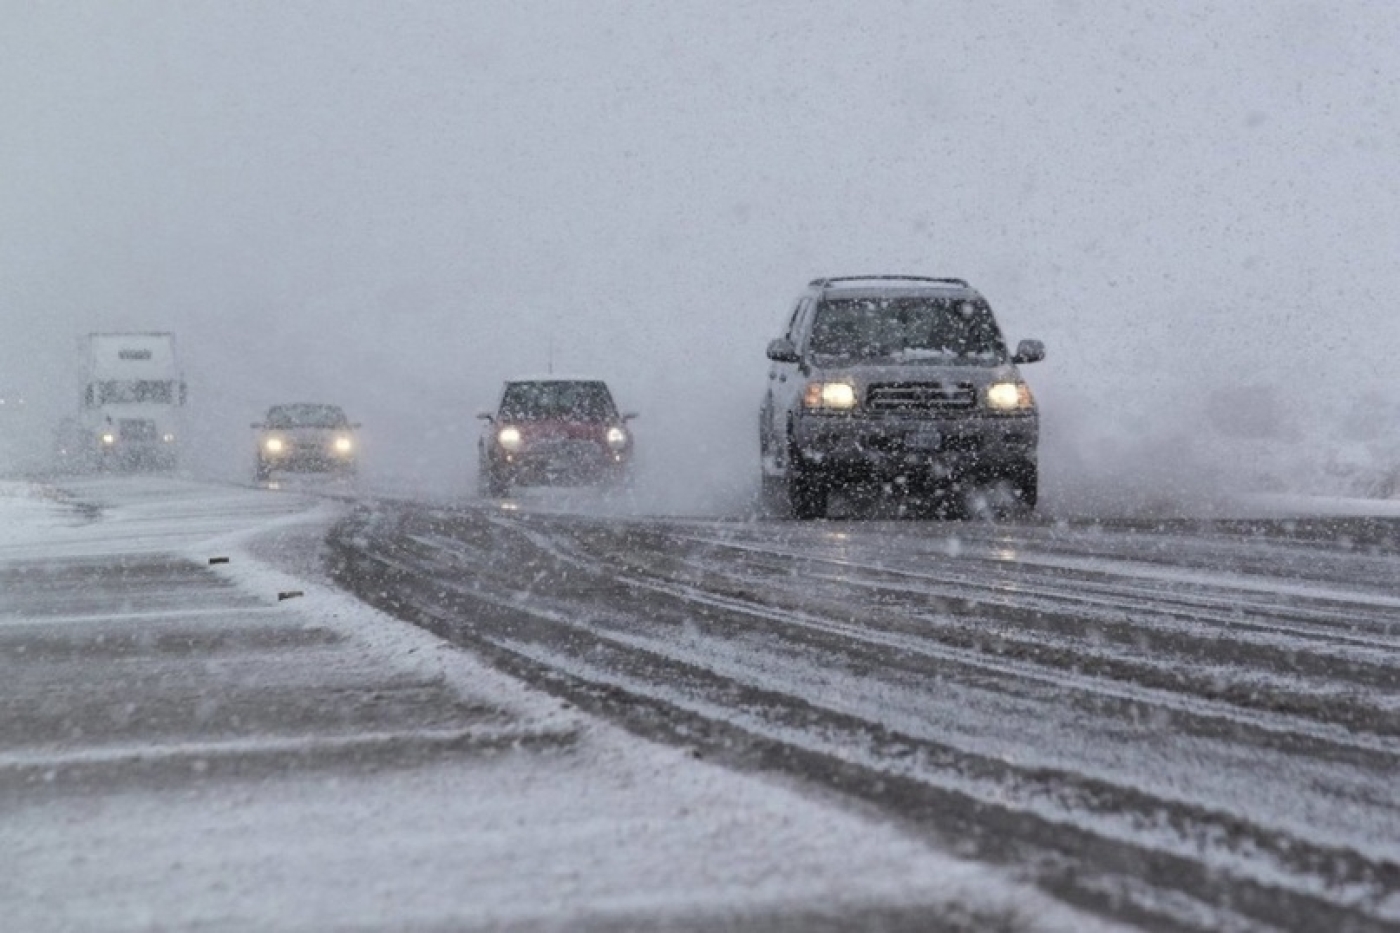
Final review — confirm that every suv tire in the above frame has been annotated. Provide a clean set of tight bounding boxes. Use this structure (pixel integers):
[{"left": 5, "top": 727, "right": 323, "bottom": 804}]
[
  {"left": 788, "top": 467, "right": 828, "bottom": 520},
  {"left": 1008, "top": 460, "right": 1038, "bottom": 511}
]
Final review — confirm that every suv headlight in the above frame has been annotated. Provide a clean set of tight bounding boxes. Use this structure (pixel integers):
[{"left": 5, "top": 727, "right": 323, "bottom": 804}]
[
  {"left": 803, "top": 381, "right": 858, "bottom": 411},
  {"left": 264, "top": 437, "right": 285, "bottom": 453},
  {"left": 986, "top": 381, "right": 1035, "bottom": 411},
  {"left": 333, "top": 435, "right": 354, "bottom": 453},
  {"left": 497, "top": 425, "right": 523, "bottom": 452},
  {"left": 605, "top": 426, "right": 628, "bottom": 450}
]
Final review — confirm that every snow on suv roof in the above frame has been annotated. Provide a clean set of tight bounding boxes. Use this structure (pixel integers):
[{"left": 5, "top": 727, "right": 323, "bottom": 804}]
[{"left": 810, "top": 275, "right": 973, "bottom": 290}]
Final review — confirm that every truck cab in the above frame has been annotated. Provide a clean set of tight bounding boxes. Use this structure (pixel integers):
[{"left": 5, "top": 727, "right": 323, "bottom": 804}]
[{"left": 78, "top": 333, "right": 186, "bottom": 471}]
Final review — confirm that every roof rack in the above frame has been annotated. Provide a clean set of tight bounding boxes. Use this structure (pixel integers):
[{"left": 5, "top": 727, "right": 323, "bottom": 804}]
[{"left": 809, "top": 275, "right": 971, "bottom": 289}]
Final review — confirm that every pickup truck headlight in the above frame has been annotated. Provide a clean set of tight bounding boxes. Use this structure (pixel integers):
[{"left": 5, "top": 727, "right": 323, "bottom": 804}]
[
  {"left": 605, "top": 426, "right": 628, "bottom": 450},
  {"left": 986, "top": 381, "right": 1035, "bottom": 411},
  {"left": 333, "top": 436, "right": 354, "bottom": 454},
  {"left": 497, "top": 426, "right": 523, "bottom": 452},
  {"left": 803, "top": 381, "right": 858, "bottom": 411},
  {"left": 264, "top": 437, "right": 285, "bottom": 453}
]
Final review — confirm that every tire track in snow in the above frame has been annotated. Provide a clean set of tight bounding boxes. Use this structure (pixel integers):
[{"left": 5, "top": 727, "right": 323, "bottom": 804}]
[{"left": 328, "top": 502, "right": 1400, "bottom": 933}]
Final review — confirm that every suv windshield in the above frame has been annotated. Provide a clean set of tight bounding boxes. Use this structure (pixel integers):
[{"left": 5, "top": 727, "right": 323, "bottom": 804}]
[
  {"left": 808, "top": 297, "right": 1007, "bottom": 363},
  {"left": 266, "top": 405, "right": 349, "bottom": 429},
  {"left": 500, "top": 381, "right": 617, "bottom": 421}
]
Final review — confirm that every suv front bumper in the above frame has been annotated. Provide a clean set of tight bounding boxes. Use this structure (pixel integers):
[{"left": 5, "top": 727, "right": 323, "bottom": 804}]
[{"left": 791, "top": 411, "right": 1037, "bottom": 483}]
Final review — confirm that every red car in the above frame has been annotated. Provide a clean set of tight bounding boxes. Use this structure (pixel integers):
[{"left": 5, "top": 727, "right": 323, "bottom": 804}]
[{"left": 478, "top": 378, "right": 636, "bottom": 497}]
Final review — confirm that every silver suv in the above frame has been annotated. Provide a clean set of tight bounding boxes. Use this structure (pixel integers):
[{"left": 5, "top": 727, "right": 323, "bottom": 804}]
[{"left": 760, "top": 276, "right": 1044, "bottom": 519}]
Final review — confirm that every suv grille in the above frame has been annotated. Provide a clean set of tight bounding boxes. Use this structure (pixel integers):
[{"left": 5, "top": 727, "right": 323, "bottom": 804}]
[{"left": 866, "top": 382, "right": 976, "bottom": 412}]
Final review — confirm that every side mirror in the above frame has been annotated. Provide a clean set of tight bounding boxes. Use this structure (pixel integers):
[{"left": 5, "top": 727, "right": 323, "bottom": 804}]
[
  {"left": 476, "top": 412, "right": 494, "bottom": 422},
  {"left": 179, "top": 382, "right": 188, "bottom": 405},
  {"left": 1012, "top": 339, "right": 1045, "bottom": 364},
  {"left": 766, "top": 337, "right": 801, "bottom": 363},
  {"left": 622, "top": 412, "right": 639, "bottom": 422},
  {"left": 250, "top": 422, "right": 265, "bottom": 430},
  {"left": 350, "top": 422, "right": 362, "bottom": 429}
]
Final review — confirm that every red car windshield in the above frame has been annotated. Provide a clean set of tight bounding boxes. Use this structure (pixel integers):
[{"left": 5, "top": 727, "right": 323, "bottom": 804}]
[{"left": 500, "top": 382, "right": 617, "bottom": 421}]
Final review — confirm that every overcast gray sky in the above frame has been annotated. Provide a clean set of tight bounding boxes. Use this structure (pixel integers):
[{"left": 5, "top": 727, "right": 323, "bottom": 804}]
[{"left": 4, "top": 1, "right": 1399, "bottom": 509}]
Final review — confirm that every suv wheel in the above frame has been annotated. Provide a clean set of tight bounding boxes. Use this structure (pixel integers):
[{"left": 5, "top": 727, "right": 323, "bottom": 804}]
[
  {"left": 1008, "top": 461, "right": 1038, "bottom": 512},
  {"left": 788, "top": 467, "right": 828, "bottom": 520}
]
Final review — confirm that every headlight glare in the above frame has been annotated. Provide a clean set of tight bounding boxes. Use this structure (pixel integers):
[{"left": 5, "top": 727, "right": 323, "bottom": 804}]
[
  {"left": 100, "top": 432, "right": 116, "bottom": 445},
  {"left": 264, "top": 437, "right": 285, "bottom": 453},
  {"left": 497, "top": 426, "right": 523, "bottom": 452},
  {"left": 803, "top": 381, "right": 858, "bottom": 411},
  {"left": 333, "top": 436, "right": 354, "bottom": 453},
  {"left": 986, "top": 382, "right": 1034, "bottom": 411},
  {"left": 605, "top": 426, "right": 628, "bottom": 450}
]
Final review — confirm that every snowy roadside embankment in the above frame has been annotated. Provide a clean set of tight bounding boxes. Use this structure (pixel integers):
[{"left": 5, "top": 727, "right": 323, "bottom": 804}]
[{"left": 0, "top": 482, "right": 72, "bottom": 545}]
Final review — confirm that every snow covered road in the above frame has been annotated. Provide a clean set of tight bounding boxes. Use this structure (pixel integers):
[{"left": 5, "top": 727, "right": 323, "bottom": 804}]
[
  {"left": 329, "top": 497, "right": 1400, "bottom": 933},
  {"left": 0, "top": 478, "right": 1110, "bottom": 932}
]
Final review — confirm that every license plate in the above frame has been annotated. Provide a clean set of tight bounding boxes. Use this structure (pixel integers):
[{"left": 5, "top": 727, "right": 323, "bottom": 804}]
[{"left": 907, "top": 428, "right": 942, "bottom": 450}]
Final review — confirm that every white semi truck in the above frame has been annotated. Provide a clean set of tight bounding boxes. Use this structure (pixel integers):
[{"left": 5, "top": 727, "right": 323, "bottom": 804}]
[{"left": 67, "top": 332, "right": 187, "bottom": 471}]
